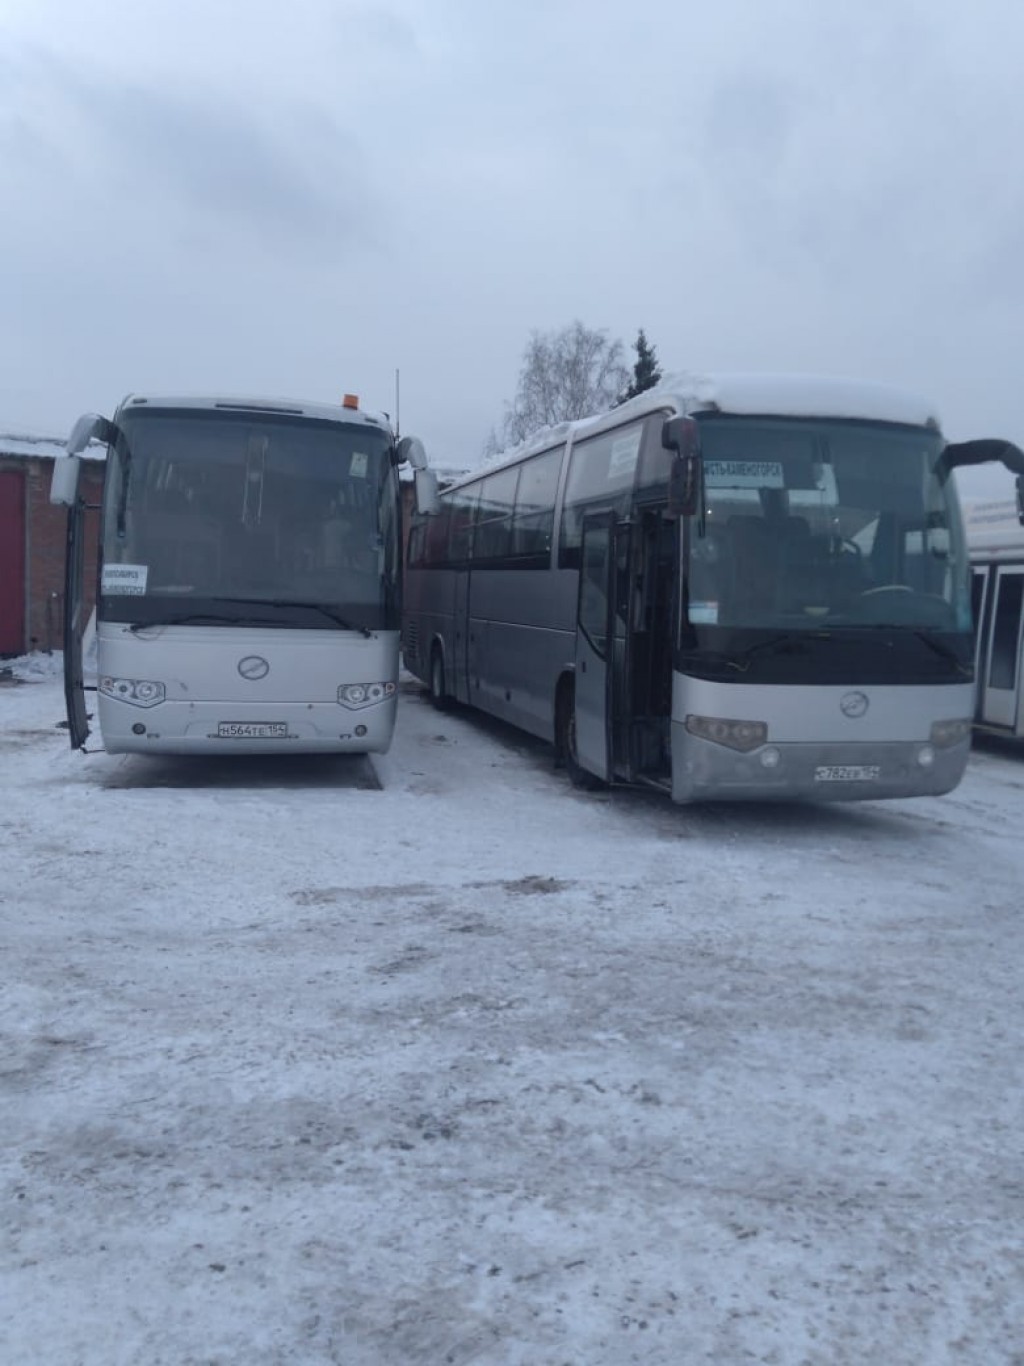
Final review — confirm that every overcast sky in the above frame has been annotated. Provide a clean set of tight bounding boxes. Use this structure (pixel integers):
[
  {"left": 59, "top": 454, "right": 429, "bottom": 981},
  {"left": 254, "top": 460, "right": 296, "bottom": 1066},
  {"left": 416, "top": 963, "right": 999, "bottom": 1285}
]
[{"left": 2, "top": 0, "right": 1023, "bottom": 497}]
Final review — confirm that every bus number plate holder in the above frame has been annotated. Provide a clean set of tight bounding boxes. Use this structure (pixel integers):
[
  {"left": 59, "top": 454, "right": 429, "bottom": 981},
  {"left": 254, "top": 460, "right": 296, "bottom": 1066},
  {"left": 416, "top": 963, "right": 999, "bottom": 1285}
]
[
  {"left": 217, "top": 722, "right": 289, "bottom": 739},
  {"left": 814, "top": 764, "right": 881, "bottom": 782}
]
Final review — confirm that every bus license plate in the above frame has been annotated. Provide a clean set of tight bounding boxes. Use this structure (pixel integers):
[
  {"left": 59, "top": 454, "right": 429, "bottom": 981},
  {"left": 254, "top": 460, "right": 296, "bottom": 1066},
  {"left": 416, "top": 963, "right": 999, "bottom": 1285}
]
[
  {"left": 217, "top": 722, "right": 289, "bottom": 739},
  {"left": 814, "top": 764, "right": 880, "bottom": 783}
]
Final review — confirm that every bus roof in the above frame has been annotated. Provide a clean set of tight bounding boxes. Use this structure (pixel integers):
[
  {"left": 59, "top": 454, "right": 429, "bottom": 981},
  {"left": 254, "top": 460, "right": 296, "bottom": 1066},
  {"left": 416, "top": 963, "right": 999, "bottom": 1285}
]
[
  {"left": 448, "top": 372, "right": 943, "bottom": 490},
  {"left": 114, "top": 394, "right": 392, "bottom": 431},
  {"left": 655, "top": 371, "right": 941, "bottom": 429}
]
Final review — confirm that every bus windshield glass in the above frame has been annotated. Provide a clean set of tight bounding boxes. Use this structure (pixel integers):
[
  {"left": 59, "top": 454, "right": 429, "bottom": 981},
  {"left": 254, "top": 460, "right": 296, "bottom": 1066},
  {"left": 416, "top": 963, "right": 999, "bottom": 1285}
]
[
  {"left": 99, "top": 408, "right": 400, "bottom": 631},
  {"left": 688, "top": 416, "right": 970, "bottom": 635}
]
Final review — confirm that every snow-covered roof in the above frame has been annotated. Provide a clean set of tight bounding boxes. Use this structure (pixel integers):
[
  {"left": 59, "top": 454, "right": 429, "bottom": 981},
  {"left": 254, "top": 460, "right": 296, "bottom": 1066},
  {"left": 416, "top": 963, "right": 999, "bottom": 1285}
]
[
  {"left": 116, "top": 393, "right": 393, "bottom": 431},
  {"left": 0, "top": 430, "right": 70, "bottom": 462}
]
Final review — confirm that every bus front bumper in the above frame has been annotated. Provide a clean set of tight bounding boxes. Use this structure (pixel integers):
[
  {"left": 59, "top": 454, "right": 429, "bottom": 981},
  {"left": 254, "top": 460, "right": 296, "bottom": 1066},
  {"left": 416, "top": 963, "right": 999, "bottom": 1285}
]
[
  {"left": 97, "top": 696, "right": 398, "bottom": 756},
  {"left": 670, "top": 726, "right": 971, "bottom": 803}
]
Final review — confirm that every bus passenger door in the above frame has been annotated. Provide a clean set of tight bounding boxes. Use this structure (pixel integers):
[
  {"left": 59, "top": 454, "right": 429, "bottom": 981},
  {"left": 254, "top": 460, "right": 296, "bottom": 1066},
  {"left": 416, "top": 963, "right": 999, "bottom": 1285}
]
[
  {"left": 454, "top": 566, "right": 473, "bottom": 703},
  {"left": 574, "top": 513, "right": 616, "bottom": 781},
  {"left": 980, "top": 565, "right": 1024, "bottom": 731}
]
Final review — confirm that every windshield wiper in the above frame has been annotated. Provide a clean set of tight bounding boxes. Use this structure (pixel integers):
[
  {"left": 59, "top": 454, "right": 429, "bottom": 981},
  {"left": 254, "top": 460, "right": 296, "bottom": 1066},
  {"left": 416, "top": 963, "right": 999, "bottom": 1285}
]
[
  {"left": 129, "top": 613, "right": 279, "bottom": 633},
  {"left": 911, "top": 629, "right": 971, "bottom": 674},
  {"left": 130, "top": 603, "right": 374, "bottom": 637},
  {"left": 219, "top": 598, "right": 374, "bottom": 636},
  {"left": 727, "top": 631, "right": 823, "bottom": 671},
  {"left": 845, "top": 623, "right": 970, "bottom": 675}
]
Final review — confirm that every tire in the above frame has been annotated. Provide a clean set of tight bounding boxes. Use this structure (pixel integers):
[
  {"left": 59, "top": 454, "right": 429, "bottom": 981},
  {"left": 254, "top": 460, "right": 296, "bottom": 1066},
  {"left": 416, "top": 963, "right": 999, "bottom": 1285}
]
[
  {"left": 556, "top": 680, "right": 603, "bottom": 790},
  {"left": 429, "top": 647, "right": 451, "bottom": 710}
]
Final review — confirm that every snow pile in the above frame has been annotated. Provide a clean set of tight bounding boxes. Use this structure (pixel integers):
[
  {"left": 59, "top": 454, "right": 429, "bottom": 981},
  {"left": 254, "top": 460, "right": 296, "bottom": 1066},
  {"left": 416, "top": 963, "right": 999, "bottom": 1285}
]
[{"left": 2, "top": 651, "right": 64, "bottom": 682}]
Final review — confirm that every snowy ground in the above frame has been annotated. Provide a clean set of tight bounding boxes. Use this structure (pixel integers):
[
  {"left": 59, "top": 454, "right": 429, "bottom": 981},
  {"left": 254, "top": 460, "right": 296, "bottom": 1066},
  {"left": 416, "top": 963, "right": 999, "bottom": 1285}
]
[{"left": 2, "top": 660, "right": 1023, "bottom": 1366}]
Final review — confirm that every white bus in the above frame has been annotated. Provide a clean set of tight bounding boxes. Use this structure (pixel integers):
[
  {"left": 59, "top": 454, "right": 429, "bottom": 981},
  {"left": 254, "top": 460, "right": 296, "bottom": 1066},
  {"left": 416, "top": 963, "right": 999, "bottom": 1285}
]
[
  {"left": 51, "top": 393, "right": 437, "bottom": 755},
  {"left": 966, "top": 497, "right": 1024, "bottom": 738},
  {"left": 403, "top": 373, "right": 1024, "bottom": 803}
]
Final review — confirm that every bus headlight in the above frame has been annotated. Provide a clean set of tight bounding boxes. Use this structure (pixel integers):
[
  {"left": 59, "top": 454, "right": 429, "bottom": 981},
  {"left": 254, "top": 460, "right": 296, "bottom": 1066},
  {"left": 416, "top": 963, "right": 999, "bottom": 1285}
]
[
  {"left": 337, "top": 681, "right": 396, "bottom": 709},
  {"left": 685, "top": 714, "right": 768, "bottom": 752},
  {"left": 99, "top": 676, "right": 166, "bottom": 708},
  {"left": 929, "top": 719, "right": 971, "bottom": 749}
]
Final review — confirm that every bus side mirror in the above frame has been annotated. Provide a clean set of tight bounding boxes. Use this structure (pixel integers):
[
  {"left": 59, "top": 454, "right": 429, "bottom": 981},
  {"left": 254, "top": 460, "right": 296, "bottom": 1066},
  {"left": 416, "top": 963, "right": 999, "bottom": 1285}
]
[
  {"left": 662, "top": 417, "right": 702, "bottom": 518},
  {"left": 50, "top": 456, "right": 82, "bottom": 506},
  {"left": 414, "top": 469, "right": 439, "bottom": 517},
  {"left": 67, "top": 412, "right": 117, "bottom": 456},
  {"left": 940, "top": 437, "right": 1024, "bottom": 526},
  {"left": 396, "top": 435, "right": 428, "bottom": 471}
]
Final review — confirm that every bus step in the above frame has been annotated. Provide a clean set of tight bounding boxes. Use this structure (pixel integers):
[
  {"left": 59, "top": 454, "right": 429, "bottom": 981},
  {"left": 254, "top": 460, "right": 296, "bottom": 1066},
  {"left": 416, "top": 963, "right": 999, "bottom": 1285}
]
[{"left": 635, "top": 772, "right": 672, "bottom": 794}]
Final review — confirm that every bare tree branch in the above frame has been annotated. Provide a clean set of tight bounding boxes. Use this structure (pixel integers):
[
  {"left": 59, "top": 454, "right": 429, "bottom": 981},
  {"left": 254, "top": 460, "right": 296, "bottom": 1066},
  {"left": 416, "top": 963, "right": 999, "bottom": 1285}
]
[{"left": 495, "top": 321, "right": 629, "bottom": 451}]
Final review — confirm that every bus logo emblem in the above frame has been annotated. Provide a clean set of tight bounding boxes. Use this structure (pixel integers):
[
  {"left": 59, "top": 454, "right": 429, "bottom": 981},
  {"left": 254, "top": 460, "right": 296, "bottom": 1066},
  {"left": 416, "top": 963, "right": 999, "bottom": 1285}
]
[
  {"left": 238, "top": 655, "right": 270, "bottom": 681},
  {"left": 840, "top": 691, "right": 869, "bottom": 719}
]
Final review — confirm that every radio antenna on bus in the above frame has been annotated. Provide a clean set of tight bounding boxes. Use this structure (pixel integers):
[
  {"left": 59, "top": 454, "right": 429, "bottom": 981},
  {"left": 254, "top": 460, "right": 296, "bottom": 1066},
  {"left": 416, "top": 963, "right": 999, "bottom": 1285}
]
[{"left": 395, "top": 368, "right": 401, "bottom": 439}]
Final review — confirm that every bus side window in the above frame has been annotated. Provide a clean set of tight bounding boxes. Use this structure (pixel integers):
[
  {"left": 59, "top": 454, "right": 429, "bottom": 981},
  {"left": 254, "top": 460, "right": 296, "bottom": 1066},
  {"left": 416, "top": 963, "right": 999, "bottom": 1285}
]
[
  {"left": 512, "top": 448, "right": 562, "bottom": 561},
  {"left": 407, "top": 520, "right": 426, "bottom": 567},
  {"left": 474, "top": 467, "right": 519, "bottom": 561},
  {"left": 424, "top": 504, "right": 451, "bottom": 566},
  {"left": 447, "top": 487, "right": 479, "bottom": 564},
  {"left": 558, "top": 423, "right": 642, "bottom": 568}
]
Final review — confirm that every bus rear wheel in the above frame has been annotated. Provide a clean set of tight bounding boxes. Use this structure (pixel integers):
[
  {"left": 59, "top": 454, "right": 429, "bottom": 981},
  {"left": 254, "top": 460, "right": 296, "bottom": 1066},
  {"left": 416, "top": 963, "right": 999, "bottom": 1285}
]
[
  {"left": 429, "top": 646, "right": 451, "bottom": 710},
  {"left": 556, "top": 679, "right": 603, "bottom": 790}
]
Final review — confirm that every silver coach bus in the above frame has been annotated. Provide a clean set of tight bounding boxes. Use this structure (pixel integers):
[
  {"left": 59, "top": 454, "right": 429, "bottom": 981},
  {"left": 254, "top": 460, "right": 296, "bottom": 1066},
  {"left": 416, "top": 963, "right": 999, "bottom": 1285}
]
[
  {"left": 403, "top": 373, "right": 1024, "bottom": 802},
  {"left": 966, "top": 498, "right": 1024, "bottom": 738},
  {"left": 52, "top": 393, "right": 436, "bottom": 755}
]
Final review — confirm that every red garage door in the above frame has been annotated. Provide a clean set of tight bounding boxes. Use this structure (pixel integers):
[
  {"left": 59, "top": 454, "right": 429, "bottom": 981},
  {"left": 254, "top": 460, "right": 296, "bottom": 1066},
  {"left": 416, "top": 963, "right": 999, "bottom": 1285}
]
[{"left": 0, "top": 470, "right": 26, "bottom": 655}]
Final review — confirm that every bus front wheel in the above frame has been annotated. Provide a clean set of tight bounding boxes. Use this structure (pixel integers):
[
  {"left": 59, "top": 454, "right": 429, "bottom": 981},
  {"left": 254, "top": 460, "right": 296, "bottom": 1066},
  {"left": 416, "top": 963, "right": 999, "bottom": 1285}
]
[{"left": 555, "top": 680, "right": 603, "bottom": 790}]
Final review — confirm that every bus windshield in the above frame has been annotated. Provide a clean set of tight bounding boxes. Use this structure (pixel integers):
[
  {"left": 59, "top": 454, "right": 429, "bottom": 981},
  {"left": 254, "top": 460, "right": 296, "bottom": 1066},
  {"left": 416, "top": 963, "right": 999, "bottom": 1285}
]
[
  {"left": 688, "top": 416, "right": 971, "bottom": 634},
  {"left": 100, "top": 408, "right": 400, "bottom": 631}
]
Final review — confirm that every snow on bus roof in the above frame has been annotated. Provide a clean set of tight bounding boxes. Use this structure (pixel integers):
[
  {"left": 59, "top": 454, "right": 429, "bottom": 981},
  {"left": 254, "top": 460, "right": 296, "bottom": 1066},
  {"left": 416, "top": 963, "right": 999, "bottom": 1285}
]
[
  {"left": 658, "top": 371, "right": 941, "bottom": 428},
  {"left": 461, "top": 371, "right": 943, "bottom": 487},
  {"left": 118, "top": 394, "right": 392, "bottom": 429}
]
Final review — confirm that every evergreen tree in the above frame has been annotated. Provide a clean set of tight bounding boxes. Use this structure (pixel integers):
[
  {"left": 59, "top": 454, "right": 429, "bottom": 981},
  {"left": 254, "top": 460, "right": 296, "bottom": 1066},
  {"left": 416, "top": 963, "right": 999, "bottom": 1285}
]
[{"left": 619, "top": 328, "right": 663, "bottom": 403}]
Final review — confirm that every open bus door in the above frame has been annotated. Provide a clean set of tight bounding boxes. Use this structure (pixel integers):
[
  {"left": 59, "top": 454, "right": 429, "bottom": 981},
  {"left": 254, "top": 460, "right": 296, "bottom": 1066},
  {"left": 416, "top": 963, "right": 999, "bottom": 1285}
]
[
  {"left": 979, "top": 566, "right": 1024, "bottom": 731},
  {"left": 61, "top": 493, "right": 91, "bottom": 750},
  {"left": 50, "top": 415, "right": 115, "bottom": 750},
  {"left": 573, "top": 512, "right": 617, "bottom": 782},
  {"left": 48, "top": 461, "right": 91, "bottom": 750}
]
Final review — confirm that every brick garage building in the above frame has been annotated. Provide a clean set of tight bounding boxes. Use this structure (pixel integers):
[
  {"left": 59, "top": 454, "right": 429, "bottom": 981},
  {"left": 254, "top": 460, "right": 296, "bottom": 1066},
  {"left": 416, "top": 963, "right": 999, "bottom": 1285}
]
[{"left": 0, "top": 433, "right": 104, "bottom": 658}]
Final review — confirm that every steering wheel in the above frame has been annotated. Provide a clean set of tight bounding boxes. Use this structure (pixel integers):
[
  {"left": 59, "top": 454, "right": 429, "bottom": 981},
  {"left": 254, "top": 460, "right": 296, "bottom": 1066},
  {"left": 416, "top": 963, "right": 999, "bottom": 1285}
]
[{"left": 859, "top": 584, "right": 913, "bottom": 597}]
